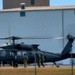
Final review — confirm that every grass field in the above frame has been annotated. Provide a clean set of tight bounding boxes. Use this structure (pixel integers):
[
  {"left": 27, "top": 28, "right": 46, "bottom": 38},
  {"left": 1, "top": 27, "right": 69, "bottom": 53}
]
[{"left": 0, "top": 66, "right": 75, "bottom": 75}]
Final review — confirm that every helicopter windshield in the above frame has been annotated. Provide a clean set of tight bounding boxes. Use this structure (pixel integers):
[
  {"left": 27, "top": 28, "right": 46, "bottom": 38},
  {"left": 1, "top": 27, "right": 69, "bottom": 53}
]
[
  {"left": 0, "top": 43, "right": 11, "bottom": 46},
  {"left": 0, "top": 48, "right": 4, "bottom": 50}
]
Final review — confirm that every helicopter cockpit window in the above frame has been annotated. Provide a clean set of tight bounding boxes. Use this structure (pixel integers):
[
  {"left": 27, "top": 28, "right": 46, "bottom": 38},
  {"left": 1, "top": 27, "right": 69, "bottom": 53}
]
[
  {"left": 22, "top": 51, "right": 27, "bottom": 56},
  {"left": 0, "top": 49, "right": 3, "bottom": 55},
  {"left": 0, "top": 48, "right": 3, "bottom": 51},
  {"left": 0, "top": 50, "right": 6, "bottom": 56},
  {"left": 17, "top": 51, "right": 21, "bottom": 56},
  {"left": 11, "top": 52, "right": 15, "bottom": 56}
]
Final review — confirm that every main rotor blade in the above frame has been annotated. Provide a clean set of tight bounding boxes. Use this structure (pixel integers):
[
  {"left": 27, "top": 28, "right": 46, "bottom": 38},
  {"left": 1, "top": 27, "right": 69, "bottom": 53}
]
[
  {"left": 21, "top": 35, "right": 75, "bottom": 40},
  {"left": 0, "top": 36, "right": 65, "bottom": 40},
  {"left": 0, "top": 34, "right": 74, "bottom": 40},
  {"left": 21, "top": 37, "right": 52, "bottom": 39},
  {"left": 53, "top": 37, "right": 66, "bottom": 39},
  {"left": 21, "top": 36, "right": 66, "bottom": 40},
  {"left": 0, "top": 36, "right": 22, "bottom": 40},
  {"left": 0, "top": 37, "right": 8, "bottom": 40}
]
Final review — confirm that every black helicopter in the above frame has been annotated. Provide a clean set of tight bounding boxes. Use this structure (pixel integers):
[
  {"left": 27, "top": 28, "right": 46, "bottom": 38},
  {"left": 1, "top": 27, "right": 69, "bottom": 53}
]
[{"left": 0, "top": 35, "right": 75, "bottom": 67}]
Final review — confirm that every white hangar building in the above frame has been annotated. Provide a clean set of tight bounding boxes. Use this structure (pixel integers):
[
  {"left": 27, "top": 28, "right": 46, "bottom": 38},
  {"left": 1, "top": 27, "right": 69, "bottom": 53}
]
[{"left": 0, "top": 6, "right": 75, "bottom": 65}]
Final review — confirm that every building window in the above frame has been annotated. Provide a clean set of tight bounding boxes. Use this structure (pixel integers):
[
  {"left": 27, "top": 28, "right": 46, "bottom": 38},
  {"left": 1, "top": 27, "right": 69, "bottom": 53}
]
[
  {"left": 20, "top": 11, "right": 25, "bottom": 17},
  {"left": 31, "top": 0, "right": 34, "bottom": 5},
  {"left": 74, "top": 10, "right": 75, "bottom": 14}
]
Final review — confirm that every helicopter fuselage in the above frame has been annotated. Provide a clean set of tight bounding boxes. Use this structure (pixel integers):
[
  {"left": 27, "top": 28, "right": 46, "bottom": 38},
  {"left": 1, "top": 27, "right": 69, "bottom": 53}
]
[{"left": 0, "top": 49, "right": 72, "bottom": 65}]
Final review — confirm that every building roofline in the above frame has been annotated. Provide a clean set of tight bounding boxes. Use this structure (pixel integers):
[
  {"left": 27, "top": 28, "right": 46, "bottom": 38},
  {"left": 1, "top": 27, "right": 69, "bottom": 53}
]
[{"left": 0, "top": 6, "right": 75, "bottom": 12}]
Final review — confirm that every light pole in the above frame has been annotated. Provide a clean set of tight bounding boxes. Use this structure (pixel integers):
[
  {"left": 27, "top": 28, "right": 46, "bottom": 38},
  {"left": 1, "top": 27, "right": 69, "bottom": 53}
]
[
  {"left": 34, "top": 51, "right": 37, "bottom": 75},
  {"left": 71, "top": 50, "right": 73, "bottom": 75}
]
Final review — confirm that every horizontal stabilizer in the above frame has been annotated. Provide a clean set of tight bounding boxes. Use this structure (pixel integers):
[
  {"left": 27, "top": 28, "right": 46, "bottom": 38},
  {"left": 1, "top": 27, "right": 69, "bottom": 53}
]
[{"left": 66, "top": 53, "right": 75, "bottom": 58}]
